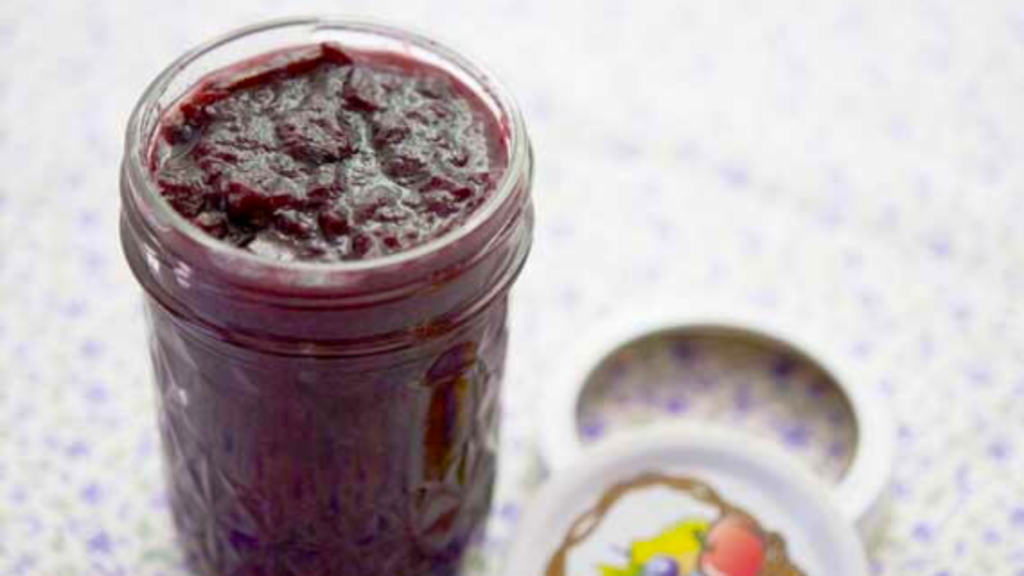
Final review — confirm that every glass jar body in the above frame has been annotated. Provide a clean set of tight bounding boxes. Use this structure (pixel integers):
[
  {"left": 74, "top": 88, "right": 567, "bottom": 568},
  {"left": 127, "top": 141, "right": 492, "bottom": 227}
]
[{"left": 120, "top": 18, "right": 533, "bottom": 576}]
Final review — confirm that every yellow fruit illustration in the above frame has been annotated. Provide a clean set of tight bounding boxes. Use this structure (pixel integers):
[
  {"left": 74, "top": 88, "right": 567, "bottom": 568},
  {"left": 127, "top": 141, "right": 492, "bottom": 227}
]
[{"left": 599, "top": 518, "right": 709, "bottom": 576}]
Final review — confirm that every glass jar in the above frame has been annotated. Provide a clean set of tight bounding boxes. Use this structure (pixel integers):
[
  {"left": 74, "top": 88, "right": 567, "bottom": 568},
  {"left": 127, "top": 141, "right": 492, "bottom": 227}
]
[{"left": 120, "top": 18, "right": 533, "bottom": 576}]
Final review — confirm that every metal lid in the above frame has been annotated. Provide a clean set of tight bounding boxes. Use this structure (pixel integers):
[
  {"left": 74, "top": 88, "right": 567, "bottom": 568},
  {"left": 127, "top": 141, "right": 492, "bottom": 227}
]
[
  {"left": 507, "top": 424, "right": 870, "bottom": 576},
  {"left": 538, "top": 308, "right": 894, "bottom": 540}
]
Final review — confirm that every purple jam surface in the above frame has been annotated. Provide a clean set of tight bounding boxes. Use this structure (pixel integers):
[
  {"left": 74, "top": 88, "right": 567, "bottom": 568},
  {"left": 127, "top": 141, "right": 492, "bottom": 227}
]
[{"left": 151, "top": 43, "right": 506, "bottom": 262}]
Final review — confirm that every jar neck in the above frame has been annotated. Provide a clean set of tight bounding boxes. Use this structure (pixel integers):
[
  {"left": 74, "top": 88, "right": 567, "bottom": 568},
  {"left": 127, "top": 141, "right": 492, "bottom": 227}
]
[{"left": 122, "top": 162, "right": 533, "bottom": 354}]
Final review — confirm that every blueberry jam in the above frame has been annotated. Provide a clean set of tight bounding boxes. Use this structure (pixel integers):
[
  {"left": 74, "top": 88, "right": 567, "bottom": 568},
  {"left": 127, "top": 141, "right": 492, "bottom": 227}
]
[
  {"left": 151, "top": 43, "right": 505, "bottom": 261},
  {"left": 123, "top": 29, "right": 532, "bottom": 576}
]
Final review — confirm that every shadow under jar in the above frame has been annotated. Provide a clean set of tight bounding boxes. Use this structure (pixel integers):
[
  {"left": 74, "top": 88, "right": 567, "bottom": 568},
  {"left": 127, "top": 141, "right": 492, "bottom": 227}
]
[{"left": 120, "top": 19, "right": 533, "bottom": 576}]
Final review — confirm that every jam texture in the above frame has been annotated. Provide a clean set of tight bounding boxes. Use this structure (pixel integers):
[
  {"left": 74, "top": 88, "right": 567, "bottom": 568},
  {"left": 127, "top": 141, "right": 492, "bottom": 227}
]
[{"left": 151, "top": 43, "right": 505, "bottom": 261}]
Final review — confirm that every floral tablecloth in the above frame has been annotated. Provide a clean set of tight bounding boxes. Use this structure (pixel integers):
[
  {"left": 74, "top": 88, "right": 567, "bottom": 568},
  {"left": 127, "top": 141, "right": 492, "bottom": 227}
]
[{"left": 2, "top": 0, "right": 1024, "bottom": 574}]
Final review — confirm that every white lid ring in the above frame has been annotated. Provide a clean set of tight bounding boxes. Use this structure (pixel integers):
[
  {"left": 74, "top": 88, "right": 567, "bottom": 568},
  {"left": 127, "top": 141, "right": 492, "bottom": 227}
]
[{"left": 539, "top": 307, "right": 894, "bottom": 539}]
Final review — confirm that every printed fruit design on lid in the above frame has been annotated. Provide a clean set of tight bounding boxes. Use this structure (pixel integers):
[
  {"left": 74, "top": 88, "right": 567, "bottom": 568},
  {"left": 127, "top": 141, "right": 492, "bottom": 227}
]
[{"left": 545, "top": 474, "right": 806, "bottom": 576}]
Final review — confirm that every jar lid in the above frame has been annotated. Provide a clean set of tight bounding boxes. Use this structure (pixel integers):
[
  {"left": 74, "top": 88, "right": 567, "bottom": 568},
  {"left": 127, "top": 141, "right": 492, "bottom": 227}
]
[
  {"left": 537, "top": 308, "right": 894, "bottom": 540},
  {"left": 506, "top": 424, "right": 869, "bottom": 576}
]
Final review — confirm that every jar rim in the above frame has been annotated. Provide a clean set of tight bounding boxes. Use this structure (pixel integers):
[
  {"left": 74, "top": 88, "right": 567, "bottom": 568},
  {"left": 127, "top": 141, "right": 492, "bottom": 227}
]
[{"left": 123, "top": 16, "right": 530, "bottom": 275}]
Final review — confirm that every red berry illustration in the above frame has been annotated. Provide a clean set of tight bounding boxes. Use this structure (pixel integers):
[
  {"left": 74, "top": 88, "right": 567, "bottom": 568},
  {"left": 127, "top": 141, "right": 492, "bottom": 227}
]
[{"left": 700, "top": 515, "right": 765, "bottom": 576}]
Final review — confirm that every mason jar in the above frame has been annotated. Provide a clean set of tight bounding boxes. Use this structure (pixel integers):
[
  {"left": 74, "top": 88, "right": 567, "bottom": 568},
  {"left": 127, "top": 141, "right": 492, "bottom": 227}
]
[{"left": 120, "top": 18, "right": 533, "bottom": 576}]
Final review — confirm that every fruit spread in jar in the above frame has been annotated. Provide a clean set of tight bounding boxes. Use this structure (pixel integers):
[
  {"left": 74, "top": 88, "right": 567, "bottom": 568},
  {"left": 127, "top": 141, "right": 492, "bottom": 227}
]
[{"left": 121, "top": 25, "right": 533, "bottom": 576}]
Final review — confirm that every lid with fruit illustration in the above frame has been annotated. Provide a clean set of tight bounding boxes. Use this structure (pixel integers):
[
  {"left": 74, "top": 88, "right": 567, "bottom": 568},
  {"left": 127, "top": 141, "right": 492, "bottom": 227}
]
[{"left": 504, "top": 424, "right": 868, "bottom": 576}]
